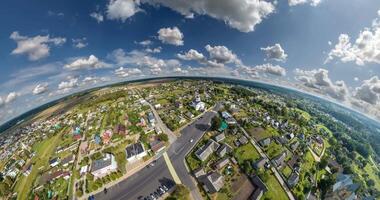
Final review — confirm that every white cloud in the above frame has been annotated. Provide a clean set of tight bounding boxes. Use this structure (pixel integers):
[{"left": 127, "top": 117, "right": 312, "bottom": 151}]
[
  {"left": 288, "top": 0, "right": 322, "bottom": 6},
  {"left": 326, "top": 11, "right": 380, "bottom": 65},
  {"left": 10, "top": 31, "right": 66, "bottom": 61},
  {"left": 64, "top": 55, "right": 111, "bottom": 70},
  {"left": 354, "top": 76, "right": 380, "bottom": 105},
  {"left": 5, "top": 92, "right": 18, "bottom": 104},
  {"left": 90, "top": 12, "right": 104, "bottom": 23},
  {"left": 261, "top": 43, "right": 288, "bottom": 62},
  {"left": 58, "top": 78, "right": 79, "bottom": 91},
  {"left": 33, "top": 83, "right": 48, "bottom": 95},
  {"left": 114, "top": 67, "right": 143, "bottom": 77},
  {"left": 139, "top": 40, "right": 152, "bottom": 46},
  {"left": 108, "top": 49, "right": 180, "bottom": 75},
  {"left": 354, "top": 77, "right": 359, "bottom": 82},
  {"left": 205, "top": 44, "right": 241, "bottom": 65},
  {"left": 72, "top": 38, "right": 88, "bottom": 49},
  {"left": 254, "top": 63, "right": 287, "bottom": 76},
  {"left": 294, "top": 68, "right": 348, "bottom": 101},
  {"left": 82, "top": 76, "right": 108, "bottom": 85},
  {"left": 144, "top": 0, "right": 275, "bottom": 32},
  {"left": 157, "top": 27, "right": 184, "bottom": 46},
  {"left": 107, "top": 0, "right": 142, "bottom": 22},
  {"left": 145, "top": 47, "right": 162, "bottom": 53},
  {"left": 177, "top": 49, "right": 205, "bottom": 61}
]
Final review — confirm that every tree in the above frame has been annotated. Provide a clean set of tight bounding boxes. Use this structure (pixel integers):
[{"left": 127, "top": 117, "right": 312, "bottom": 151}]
[
  {"left": 158, "top": 133, "right": 169, "bottom": 142},
  {"left": 168, "top": 184, "right": 190, "bottom": 200},
  {"left": 211, "top": 115, "right": 222, "bottom": 131}
]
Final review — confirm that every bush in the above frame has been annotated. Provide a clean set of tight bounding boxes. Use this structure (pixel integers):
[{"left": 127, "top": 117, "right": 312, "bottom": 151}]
[{"left": 158, "top": 133, "right": 169, "bottom": 142}]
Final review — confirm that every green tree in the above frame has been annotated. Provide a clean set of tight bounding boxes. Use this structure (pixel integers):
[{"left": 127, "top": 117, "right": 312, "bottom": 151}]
[
  {"left": 211, "top": 115, "right": 222, "bottom": 131},
  {"left": 167, "top": 184, "right": 190, "bottom": 200},
  {"left": 158, "top": 133, "right": 169, "bottom": 142}
]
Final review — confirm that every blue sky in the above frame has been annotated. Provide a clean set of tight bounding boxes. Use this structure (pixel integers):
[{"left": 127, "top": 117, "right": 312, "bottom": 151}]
[{"left": 1, "top": 0, "right": 380, "bottom": 124}]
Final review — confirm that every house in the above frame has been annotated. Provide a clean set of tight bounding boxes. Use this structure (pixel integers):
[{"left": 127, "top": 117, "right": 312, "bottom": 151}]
[
  {"left": 195, "top": 139, "right": 220, "bottom": 161},
  {"left": 102, "top": 130, "right": 113, "bottom": 144},
  {"left": 80, "top": 141, "right": 89, "bottom": 154},
  {"left": 221, "top": 111, "right": 232, "bottom": 119},
  {"left": 154, "top": 104, "right": 161, "bottom": 109},
  {"left": 272, "top": 152, "right": 287, "bottom": 168},
  {"left": 199, "top": 172, "right": 225, "bottom": 193},
  {"left": 249, "top": 175, "right": 268, "bottom": 200},
  {"left": 193, "top": 168, "right": 206, "bottom": 178},
  {"left": 80, "top": 165, "right": 88, "bottom": 176},
  {"left": 148, "top": 112, "right": 155, "bottom": 125},
  {"left": 22, "top": 163, "right": 32, "bottom": 176},
  {"left": 39, "top": 170, "right": 71, "bottom": 185},
  {"left": 238, "top": 136, "right": 249, "bottom": 145},
  {"left": 49, "top": 158, "right": 60, "bottom": 167},
  {"left": 213, "top": 158, "right": 230, "bottom": 170},
  {"left": 325, "top": 174, "right": 359, "bottom": 200},
  {"left": 114, "top": 124, "right": 126, "bottom": 135},
  {"left": 155, "top": 126, "right": 162, "bottom": 134},
  {"left": 150, "top": 139, "right": 166, "bottom": 153},
  {"left": 225, "top": 117, "right": 237, "bottom": 125},
  {"left": 185, "top": 112, "right": 194, "bottom": 119},
  {"left": 94, "top": 134, "right": 102, "bottom": 145},
  {"left": 286, "top": 133, "right": 295, "bottom": 140},
  {"left": 287, "top": 172, "right": 299, "bottom": 188},
  {"left": 61, "top": 155, "right": 75, "bottom": 167},
  {"left": 252, "top": 157, "right": 267, "bottom": 170},
  {"left": 91, "top": 153, "right": 118, "bottom": 178},
  {"left": 218, "top": 121, "right": 228, "bottom": 132},
  {"left": 290, "top": 141, "right": 300, "bottom": 152},
  {"left": 259, "top": 138, "right": 271, "bottom": 147},
  {"left": 191, "top": 95, "right": 206, "bottom": 111},
  {"left": 214, "top": 133, "right": 225, "bottom": 142},
  {"left": 126, "top": 142, "right": 147, "bottom": 162},
  {"left": 216, "top": 143, "right": 232, "bottom": 157}
]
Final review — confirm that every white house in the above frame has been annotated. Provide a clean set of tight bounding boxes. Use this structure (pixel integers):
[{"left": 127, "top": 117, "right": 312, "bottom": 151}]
[
  {"left": 91, "top": 153, "right": 118, "bottom": 178},
  {"left": 126, "top": 143, "right": 147, "bottom": 162}
]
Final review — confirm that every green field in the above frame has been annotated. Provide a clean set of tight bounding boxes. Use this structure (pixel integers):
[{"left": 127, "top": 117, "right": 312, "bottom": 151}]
[
  {"left": 233, "top": 144, "right": 260, "bottom": 164},
  {"left": 261, "top": 171, "right": 289, "bottom": 200},
  {"left": 14, "top": 132, "right": 63, "bottom": 200}
]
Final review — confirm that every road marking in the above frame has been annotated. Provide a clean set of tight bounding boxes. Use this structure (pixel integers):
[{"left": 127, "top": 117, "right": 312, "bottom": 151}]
[{"left": 163, "top": 152, "right": 182, "bottom": 184}]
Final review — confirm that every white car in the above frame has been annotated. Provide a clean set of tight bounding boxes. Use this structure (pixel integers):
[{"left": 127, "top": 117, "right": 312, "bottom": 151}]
[{"left": 190, "top": 139, "right": 194, "bottom": 143}]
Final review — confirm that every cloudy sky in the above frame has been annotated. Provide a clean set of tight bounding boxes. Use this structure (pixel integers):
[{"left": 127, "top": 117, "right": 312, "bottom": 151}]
[{"left": 1, "top": 0, "right": 380, "bottom": 124}]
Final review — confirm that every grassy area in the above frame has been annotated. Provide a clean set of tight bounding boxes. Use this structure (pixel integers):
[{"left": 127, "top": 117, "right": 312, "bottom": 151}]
[
  {"left": 248, "top": 126, "right": 279, "bottom": 141},
  {"left": 264, "top": 142, "right": 284, "bottom": 159},
  {"left": 260, "top": 171, "right": 289, "bottom": 200},
  {"left": 233, "top": 144, "right": 260, "bottom": 164},
  {"left": 294, "top": 108, "right": 311, "bottom": 121},
  {"left": 15, "top": 132, "right": 63, "bottom": 200},
  {"left": 282, "top": 165, "right": 292, "bottom": 179}
]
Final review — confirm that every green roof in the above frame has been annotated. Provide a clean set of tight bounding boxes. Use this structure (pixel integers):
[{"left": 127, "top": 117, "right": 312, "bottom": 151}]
[{"left": 218, "top": 121, "right": 228, "bottom": 131}]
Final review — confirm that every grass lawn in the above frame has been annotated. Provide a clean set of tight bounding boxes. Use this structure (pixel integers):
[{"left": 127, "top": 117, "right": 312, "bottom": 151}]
[
  {"left": 186, "top": 153, "right": 202, "bottom": 171},
  {"left": 248, "top": 126, "right": 279, "bottom": 141},
  {"left": 294, "top": 108, "right": 311, "bottom": 121},
  {"left": 316, "top": 124, "right": 333, "bottom": 137},
  {"left": 265, "top": 142, "right": 284, "bottom": 159},
  {"left": 261, "top": 171, "right": 289, "bottom": 200},
  {"left": 233, "top": 144, "right": 260, "bottom": 164},
  {"left": 15, "top": 132, "right": 63, "bottom": 200},
  {"left": 282, "top": 165, "right": 292, "bottom": 179}
]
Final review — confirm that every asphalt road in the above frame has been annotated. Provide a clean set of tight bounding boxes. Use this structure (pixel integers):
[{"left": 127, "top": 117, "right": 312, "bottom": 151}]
[
  {"left": 94, "top": 157, "right": 175, "bottom": 200},
  {"left": 94, "top": 104, "right": 221, "bottom": 200}
]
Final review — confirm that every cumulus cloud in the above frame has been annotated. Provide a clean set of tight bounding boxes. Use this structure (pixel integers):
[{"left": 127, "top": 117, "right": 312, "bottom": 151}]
[
  {"left": 0, "top": 97, "right": 3, "bottom": 107},
  {"left": 288, "top": 0, "right": 322, "bottom": 6},
  {"left": 157, "top": 27, "right": 184, "bottom": 46},
  {"left": 108, "top": 49, "right": 181, "bottom": 75},
  {"left": 82, "top": 76, "right": 108, "bottom": 85},
  {"left": 326, "top": 11, "right": 380, "bottom": 65},
  {"left": 64, "top": 55, "right": 111, "bottom": 70},
  {"left": 58, "top": 78, "right": 79, "bottom": 92},
  {"left": 5, "top": 92, "right": 18, "bottom": 104},
  {"left": 107, "top": 0, "right": 142, "bottom": 22},
  {"left": 114, "top": 67, "right": 143, "bottom": 77},
  {"left": 177, "top": 49, "right": 205, "bottom": 61},
  {"left": 144, "top": 0, "right": 275, "bottom": 32},
  {"left": 353, "top": 76, "right": 380, "bottom": 105},
  {"left": 261, "top": 43, "right": 288, "bottom": 62},
  {"left": 90, "top": 12, "right": 104, "bottom": 23},
  {"left": 205, "top": 44, "right": 241, "bottom": 65},
  {"left": 33, "top": 83, "right": 48, "bottom": 95},
  {"left": 254, "top": 63, "right": 287, "bottom": 76},
  {"left": 72, "top": 38, "right": 88, "bottom": 49},
  {"left": 10, "top": 31, "right": 66, "bottom": 61},
  {"left": 294, "top": 68, "right": 348, "bottom": 101}
]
